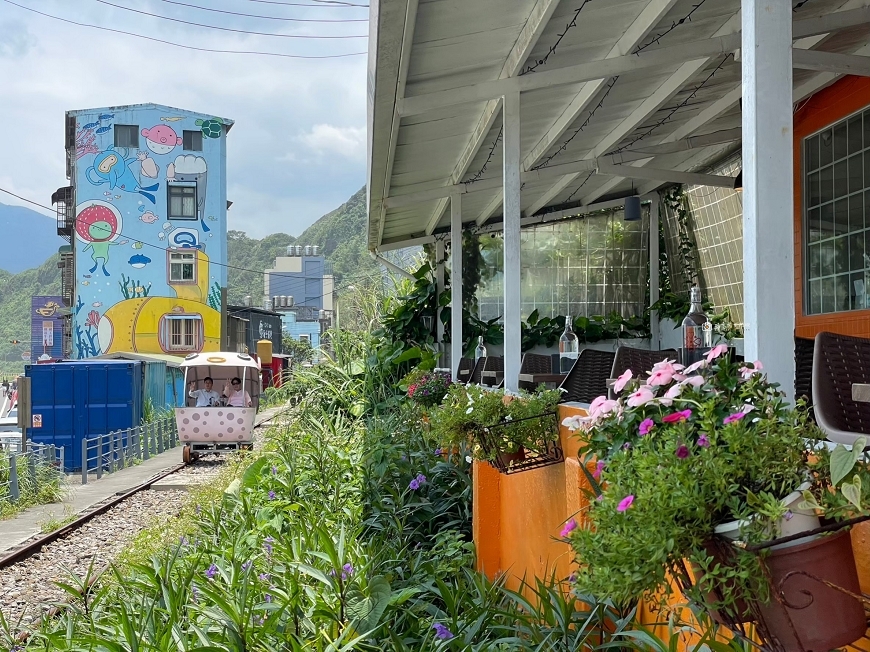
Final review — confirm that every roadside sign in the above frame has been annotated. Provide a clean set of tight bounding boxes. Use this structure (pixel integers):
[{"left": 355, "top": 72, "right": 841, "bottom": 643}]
[
  {"left": 20, "top": 352, "right": 30, "bottom": 361},
  {"left": 31, "top": 414, "right": 42, "bottom": 428}
]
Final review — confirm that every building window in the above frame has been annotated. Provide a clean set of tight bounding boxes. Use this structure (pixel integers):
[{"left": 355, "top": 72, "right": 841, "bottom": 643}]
[
  {"left": 114, "top": 125, "right": 139, "bottom": 148},
  {"left": 160, "top": 316, "right": 203, "bottom": 352},
  {"left": 804, "top": 108, "right": 870, "bottom": 315},
  {"left": 299, "top": 334, "right": 310, "bottom": 342},
  {"left": 183, "top": 130, "right": 203, "bottom": 151},
  {"left": 169, "top": 251, "right": 196, "bottom": 283},
  {"left": 168, "top": 184, "right": 197, "bottom": 220}
]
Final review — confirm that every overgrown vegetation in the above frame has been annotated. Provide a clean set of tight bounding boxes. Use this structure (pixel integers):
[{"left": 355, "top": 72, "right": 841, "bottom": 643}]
[{"left": 0, "top": 447, "right": 65, "bottom": 520}]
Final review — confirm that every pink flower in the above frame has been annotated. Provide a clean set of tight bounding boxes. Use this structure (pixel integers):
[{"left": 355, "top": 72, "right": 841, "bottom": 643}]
[
  {"left": 613, "top": 369, "right": 633, "bottom": 393},
  {"left": 739, "top": 360, "right": 764, "bottom": 380},
  {"left": 675, "top": 444, "right": 690, "bottom": 459},
  {"left": 681, "top": 375, "right": 705, "bottom": 388},
  {"left": 684, "top": 359, "right": 708, "bottom": 374},
  {"left": 697, "top": 433, "right": 710, "bottom": 447},
  {"left": 594, "top": 399, "right": 619, "bottom": 418},
  {"left": 592, "top": 460, "right": 606, "bottom": 480},
  {"left": 588, "top": 395, "right": 608, "bottom": 414},
  {"left": 706, "top": 344, "right": 729, "bottom": 363},
  {"left": 626, "top": 388, "right": 655, "bottom": 407},
  {"left": 662, "top": 409, "right": 692, "bottom": 424},
  {"left": 560, "top": 518, "right": 578, "bottom": 538},
  {"left": 647, "top": 368, "right": 675, "bottom": 387},
  {"left": 740, "top": 403, "right": 755, "bottom": 414},
  {"left": 664, "top": 384, "right": 683, "bottom": 400},
  {"left": 616, "top": 495, "right": 634, "bottom": 512},
  {"left": 638, "top": 418, "right": 654, "bottom": 436},
  {"left": 652, "top": 359, "right": 682, "bottom": 372},
  {"left": 723, "top": 412, "right": 745, "bottom": 425}
]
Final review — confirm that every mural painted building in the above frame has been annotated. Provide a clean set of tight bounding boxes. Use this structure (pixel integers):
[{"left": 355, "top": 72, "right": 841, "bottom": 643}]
[
  {"left": 53, "top": 104, "right": 232, "bottom": 359},
  {"left": 30, "top": 296, "right": 65, "bottom": 362}
]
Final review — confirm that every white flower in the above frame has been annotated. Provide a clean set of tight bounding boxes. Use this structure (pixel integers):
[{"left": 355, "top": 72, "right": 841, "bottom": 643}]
[
  {"left": 465, "top": 455, "right": 473, "bottom": 463},
  {"left": 504, "top": 414, "right": 513, "bottom": 421},
  {"left": 466, "top": 406, "right": 474, "bottom": 414}
]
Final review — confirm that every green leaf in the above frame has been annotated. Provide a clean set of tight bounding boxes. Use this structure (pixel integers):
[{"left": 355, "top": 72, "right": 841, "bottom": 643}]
[
  {"left": 798, "top": 490, "right": 822, "bottom": 511},
  {"left": 349, "top": 401, "right": 366, "bottom": 417},
  {"left": 346, "top": 576, "right": 392, "bottom": 634},
  {"left": 842, "top": 475, "right": 862, "bottom": 510},
  {"left": 831, "top": 443, "right": 857, "bottom": 487}
]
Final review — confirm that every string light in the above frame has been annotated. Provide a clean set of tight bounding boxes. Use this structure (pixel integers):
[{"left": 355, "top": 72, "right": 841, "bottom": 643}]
[
  {"left": 530, "top": 76, "right": 619, "bottom": 171},
  {"left": 633, "top": 0, "right": 709, "bottom": 55},
  {"left": 94, "top": 0, "right": 368, "bottom": 38},
  {"left": 564, "top": 170, "right": 595, "bottom": 203},
  {"left": 608, "top": 53, "right": 733, "bottom": 155},
  {"left": 519, "top": 0, "right": 593, "bottom": 75},
  {"left": 463, "top": 127, "right": 503, "bottom": 185},
  {"left": 793, "top": 0, "right": 812, "bottom": 11}
]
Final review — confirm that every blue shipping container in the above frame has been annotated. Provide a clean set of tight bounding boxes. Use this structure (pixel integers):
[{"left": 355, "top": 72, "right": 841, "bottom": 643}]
[{"left": 26, "top": 360, "right": 143, "bottom": 471}]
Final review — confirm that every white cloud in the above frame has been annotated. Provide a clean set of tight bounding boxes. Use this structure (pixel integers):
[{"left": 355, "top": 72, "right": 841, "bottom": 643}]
[{"left": 297, "top": 124, "right": 366, "bottom": 161}]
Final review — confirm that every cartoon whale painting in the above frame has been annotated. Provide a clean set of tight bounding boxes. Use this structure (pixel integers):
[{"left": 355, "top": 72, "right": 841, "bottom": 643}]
[
  {"left": 86, "top": 147, "right": 159, "bottom": 203},
  {"left": 141, "top": 125, "right": 182, "bottom": 156}
]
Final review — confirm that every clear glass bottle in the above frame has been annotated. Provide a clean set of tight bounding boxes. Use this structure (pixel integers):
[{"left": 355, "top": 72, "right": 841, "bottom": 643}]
[
  {"left": 682, "top": 286, "right": 709, "bottom": 350},
  {"left": 558, "top": 315, "right": 579, "bottom": 373},
  {"left": 474, "top": 336, "right": 487, "bottom": 361}
]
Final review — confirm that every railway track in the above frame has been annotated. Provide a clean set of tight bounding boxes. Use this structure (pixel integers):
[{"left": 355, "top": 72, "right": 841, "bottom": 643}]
[{"left": 0, "top": 404, "right": 290, "bottom": 629}]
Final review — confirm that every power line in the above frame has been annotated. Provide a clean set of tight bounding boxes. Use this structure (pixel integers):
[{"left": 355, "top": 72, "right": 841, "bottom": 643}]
[
  {"left": 94, "top": 0, "right": 368, "bottom": 38},
  {"left": 157, "top": 0, "right": 368, "bottom": 22},
  {"left": 248, "top": 0, "right": 369, "bottom": 8},
  {"left": 0, "top": 186, "right": 372, "bottom": 284},
  {"left": 1, "top": 0, "right": 366, "bottom": 59}
]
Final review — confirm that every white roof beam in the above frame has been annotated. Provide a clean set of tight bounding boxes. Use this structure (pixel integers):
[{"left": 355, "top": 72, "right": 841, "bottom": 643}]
[
  {"left": 633, "top": 146, "right": 729, "bottom": 196},
  {"left": 522, "top": 174, "right": 579, "bottom": 218},
  {"left": 595, "top": 162, "right": 736, "bottom": 188},
  {"left": 522, "top": 0, "right": 681, "bottom": 171},
  {"left": 422, "top": 0, "right": 559, "bottom": 236},
  {"left": 792, "top": 49, "right": 870, "bottom": 76},
  {"left": 581, "top": 158, "right": 654, "bottom": 206}
]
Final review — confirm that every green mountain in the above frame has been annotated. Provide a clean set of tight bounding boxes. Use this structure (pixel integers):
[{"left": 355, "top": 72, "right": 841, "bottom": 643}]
[
  {"left": 0, "top": 255, "right": 62, "bottom": 375},
  {"left": 226, "top": 231, "right": 296, "bottom": 306},
  {"left": 295, "top": 186, "right": 379, "bottom": 282}
]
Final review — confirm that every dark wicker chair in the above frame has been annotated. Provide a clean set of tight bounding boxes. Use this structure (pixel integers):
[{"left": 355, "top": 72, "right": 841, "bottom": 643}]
[
  {"left": 812, "top": 332, "right": 870, "bottom": 445},
  {"left": 456, "top": 357, "right": 475, "bottom": 383},
  {"left": 557, "top": 348, "right": 615, "bottom": 404},
  {"left": 795, "top": 336, "right": 815, "bottom": 407},
  {"left": 466, "top": 357, "right": 486, "bottom": 386},
  {"left": 518, "top": 353, "right": 553, "bottom": 391},
  {"left": 480, "top": 356, "right": 504, "bottom": 387}
]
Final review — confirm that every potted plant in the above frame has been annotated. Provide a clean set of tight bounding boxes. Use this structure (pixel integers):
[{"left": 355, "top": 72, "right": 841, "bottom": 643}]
[
  {"left": 401, "top": 368, "right": 452, "bottom": 409},
  {"left": 561, "top": 347, "right": 869, "bottom": 649},
  {"left": 430, "top": 384, "right": 561, "bottom": 472}
]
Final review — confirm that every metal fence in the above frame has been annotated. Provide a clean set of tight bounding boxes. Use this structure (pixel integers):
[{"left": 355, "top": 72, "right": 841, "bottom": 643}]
[
  {"left": 0, "top": 442, "right": 64, "bottom": 504},
  {"left": 81, "top": 416, "right": 178, "bottom": 485}
]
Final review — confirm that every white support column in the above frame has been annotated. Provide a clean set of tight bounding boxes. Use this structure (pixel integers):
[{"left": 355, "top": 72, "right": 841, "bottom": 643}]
[
  {"left": 450, "top": 195, "right": 463, "bottom": 380},
  {"left": 503, "top": 90, "right": 522, "bottom": 393},
  {"left": 435, "top": 238, "right": 445, "bottom": 352},
  {"left": 742, "top": 0, "right": 795, "bottom": 396},
  {"left": 648, "top": 195, "right": 661, "bottom": 349}
]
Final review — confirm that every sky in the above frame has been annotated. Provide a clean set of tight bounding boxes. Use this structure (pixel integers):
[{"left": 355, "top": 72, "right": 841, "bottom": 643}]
[{"left": 0, "top": 0, "right": 368, "bottom": 238}]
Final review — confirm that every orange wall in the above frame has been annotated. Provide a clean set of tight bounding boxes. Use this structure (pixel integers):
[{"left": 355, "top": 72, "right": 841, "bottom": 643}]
[{"left": 794, "top": 76, "right": 870, "bottom": 338}]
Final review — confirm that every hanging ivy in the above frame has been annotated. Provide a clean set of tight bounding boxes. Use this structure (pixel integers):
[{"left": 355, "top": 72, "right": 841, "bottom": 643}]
[{"left": 662, "top": 185, "right": 698, "bottom": 289}]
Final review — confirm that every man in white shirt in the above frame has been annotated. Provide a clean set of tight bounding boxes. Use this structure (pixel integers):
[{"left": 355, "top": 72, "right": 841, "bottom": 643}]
[{"left": 188, "top": 377, "right": 220, "bottom": 407}]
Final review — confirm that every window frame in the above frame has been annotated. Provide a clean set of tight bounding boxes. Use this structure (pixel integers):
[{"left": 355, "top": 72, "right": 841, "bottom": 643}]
[
  {"left": 183, "top": 130, "right": 203, "bottom": 152},
  {"left": 160, "top": 315, "right": 203, "bottom": 352},
  {"left": 114, "top": 124, "right": 139, "bottom": 149},
  {"left": 168, "top": 251, "right": 197, "bottom": 285},
  {"left": 802, "top": 105, "right": 870, "bottom": 317},
  {"left": 167, "top": 183, "right": 198, "bottom": 220}
]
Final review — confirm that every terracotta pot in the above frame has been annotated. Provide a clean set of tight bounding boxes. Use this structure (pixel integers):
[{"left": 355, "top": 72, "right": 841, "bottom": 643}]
[
  {"left": 757, "top": 530, "right": 866, "bottom": 651},
  {"left": 496, "top": 448, "right": 526, "bottom": 468}
]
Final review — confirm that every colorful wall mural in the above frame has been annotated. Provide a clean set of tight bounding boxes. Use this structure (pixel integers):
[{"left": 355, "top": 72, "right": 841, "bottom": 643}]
[
  {"left": 69, "top": 104, "right": 231, "bottom": 358},
  {"left": 31, "top": 296, "right": 65, "bottom": 362}
]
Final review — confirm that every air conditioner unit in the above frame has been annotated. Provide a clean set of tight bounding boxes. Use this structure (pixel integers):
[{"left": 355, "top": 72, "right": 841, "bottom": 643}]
[
  {"left": 312, "top": 245, "right": 319, "bottom": 256},
  {"left": 304, "top": 245, "right": 312, "bottom": 256}
]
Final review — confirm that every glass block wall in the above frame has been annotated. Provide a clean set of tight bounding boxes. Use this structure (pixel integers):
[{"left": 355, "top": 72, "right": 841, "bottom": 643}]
[
  {"left": 661, "top": 154, "right": 745, "bottom": 324},
  {"left": 804, "top": 108, "right": 870, "bottom": 315},
  {"left": 477, "top": 207, "right": 649, "bottom": 322}
]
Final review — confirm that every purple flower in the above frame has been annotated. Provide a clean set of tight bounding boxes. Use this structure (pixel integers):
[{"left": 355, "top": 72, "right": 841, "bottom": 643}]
[
  {"left": 675, "top": 444, "right": 690, "bottom": 459},
  {"left": 341, "top": 562, "right": 354, "bottom": 580},
  {"left": 416, "top": 473, "right": 427, "bottom": 484},
  {"left": 264, "top": 593, "right": 272, "bottom": 603},
  {"left": 638, "top": 418, "right": 654, "bottom": 436},
  {"left": 723, "top": 412, "right": 745, "bottom": 425},
  {"left": 784, "top": 510, "right": 794, "bottom": 521},
  {"left": 697, "top": 433, "right": 710, "bottom": 448},
  {"left": 560, "top": 518, "right": 577, "bottom": 538},
  {"left": 268, "top": 490, "right": 276, "bottom": 500},
  {"left": 205, "top": 563, "right": 218, "bottom": 580},
  {"left": 623, "top": 442, "right": 632, "bottom": 450},
  {"left": 617, "top": 495, "right": 634, "bottom": 512},
  {"left": 258, "top": 573, "right": 270, "bottom": 582},
  {"left": 271, "top": 465, "right": 278, "bottom": 475},
  {"left": 409, "top": 479, "right": 420, "bottom": 490},
  {"left": 434, "top": 448, "right": 443, "bottom": 456},
  {"left": 242, "top": 560, "right": 252, "bottom": 572},
  {"left": 592, "top": 460, "right": 605, "bottom": 480},
  {"left": 263, "top": 536, "right": 274, "bottom": 555},
  {"left": 179, "top": 535, "right": 189, "bottom": 546},
  {"left": 662, "top": 409, "right": 692, "bottom": 424},
  {"left": 433, "top": 623, "right": 454, "bottom": 640}
]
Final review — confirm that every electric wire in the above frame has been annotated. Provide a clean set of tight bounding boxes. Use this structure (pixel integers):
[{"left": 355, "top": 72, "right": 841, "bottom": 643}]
[
  {"left": 0, "top": 186, "right": 382, "bottom": 288},
  {"left": 158, "top": 0, "right": 368, "bottom": 22},
  {"left": 248, "top": 0, "right": 369, "bottom": 8},
  {"left": 1, "top": 0, "right": 366, "bottom": 59},
  {"left": 94, "top": 0, "right": 368, "bottom": 38}
]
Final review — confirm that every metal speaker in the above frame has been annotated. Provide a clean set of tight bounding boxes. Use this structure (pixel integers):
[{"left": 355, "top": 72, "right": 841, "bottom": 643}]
[{"left": 624, "top": 196, "right": 642, "bottom": 222}]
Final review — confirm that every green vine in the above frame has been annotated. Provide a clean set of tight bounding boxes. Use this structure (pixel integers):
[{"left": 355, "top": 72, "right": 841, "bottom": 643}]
[{"left": 663, "top": 185, "right": 698, "bottom": 290}]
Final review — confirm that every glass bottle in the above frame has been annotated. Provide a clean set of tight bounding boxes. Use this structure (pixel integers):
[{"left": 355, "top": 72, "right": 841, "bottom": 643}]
[
  {"left": 682, "top": 286, "right": 709, "bottom": 350},
  {"left": 558, "top": 315, "right": 579, "bottom": 373},
  {"left": 474, "top": 336, "right": 487, "bottom": 361}
]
